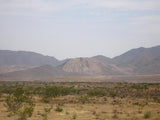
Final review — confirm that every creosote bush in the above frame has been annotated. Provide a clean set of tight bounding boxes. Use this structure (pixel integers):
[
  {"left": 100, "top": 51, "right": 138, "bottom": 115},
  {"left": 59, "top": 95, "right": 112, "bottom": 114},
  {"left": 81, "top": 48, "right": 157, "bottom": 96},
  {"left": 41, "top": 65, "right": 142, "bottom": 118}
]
[
  {"left": 41, "top": 106, "right": 53, "bottom": 120},
  {"left": 144, "top": 111, "right": 151, "bottom": 119},
  {"left": 5, "top": 87, "right": 35, "bottom": 120},
  {"left": 72, "top": 113, "right": 77, "bottom": 119},
  {"left": 55, "top": 104, "right": 63, "bottom": 112},
  {"left": 87, "top": 89, "right": 106, "bottom": 96},
  {"left": 42, "top": 86, "right": 72, "bottom": 98},
  {"left": 78, "top": 95, "right": 89, "bottom": 104},
  {"left": 41, "top": 86, "right": 72, "bottom": 103},
  {"left": 109, "top": 91, "right": 117, "bottom": 98}
]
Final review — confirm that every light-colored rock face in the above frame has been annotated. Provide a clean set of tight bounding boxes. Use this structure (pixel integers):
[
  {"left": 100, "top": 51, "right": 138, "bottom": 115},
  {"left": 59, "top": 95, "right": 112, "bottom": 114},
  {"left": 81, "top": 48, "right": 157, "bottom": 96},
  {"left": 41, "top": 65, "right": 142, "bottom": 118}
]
[
  {"left": 62, "top": 58, "right": 105, "bottom": 75},
  {"left": 62, "top": 58, "right": 126, "bottom": 75}
]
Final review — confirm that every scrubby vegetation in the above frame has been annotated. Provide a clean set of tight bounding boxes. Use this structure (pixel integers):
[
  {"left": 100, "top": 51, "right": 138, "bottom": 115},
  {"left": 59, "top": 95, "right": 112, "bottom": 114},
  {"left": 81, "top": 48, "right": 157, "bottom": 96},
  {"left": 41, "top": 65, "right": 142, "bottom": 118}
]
[
  {"left": 0, "top": 81, "right": 159, "bottom": 120},
  {"left": 4, "top": 87, "right": 34, "bottom": 120},
  {"left": 144, "top": 111, "right": 152, "bottom": 119},
  {"left": 87, "top": 89, "right": 106, "bottom": 96},
  {"left": 41, "top": 106, "right": 53, "bottom": 120}
]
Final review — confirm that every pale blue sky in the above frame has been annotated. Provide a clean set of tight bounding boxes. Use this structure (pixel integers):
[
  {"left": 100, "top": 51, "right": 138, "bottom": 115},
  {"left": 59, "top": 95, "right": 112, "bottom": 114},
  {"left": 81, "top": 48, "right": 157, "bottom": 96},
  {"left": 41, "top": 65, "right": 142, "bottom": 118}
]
[{"left": 0, "top": 0, "right": 160, "bottom": 60}]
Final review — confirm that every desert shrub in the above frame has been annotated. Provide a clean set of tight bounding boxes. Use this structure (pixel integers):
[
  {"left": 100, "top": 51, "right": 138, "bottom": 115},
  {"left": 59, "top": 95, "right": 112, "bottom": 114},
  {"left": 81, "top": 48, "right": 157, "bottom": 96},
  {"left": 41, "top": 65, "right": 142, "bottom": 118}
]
[
  {"left": 72, "top": 113, "right": 77, "bottom": 119},
  {"left": 33, "top": 87, "right": 43, "bottom": 95},
  {"left": 43, "top": 86, "right": 71, "bottom": 98},
  {"left": 71, "top": 89, "right": 80, "bottom": 95},
  {"left": 78, "top": 95, "right": 89, "bottom": 104},
  {"left": 112, "top": 114, "right": 118, "bottom": 119},
  {"left": 40, "top": 86, "right": 71, "bottom": 103},
  {"left": 4, "top": 87, "right": 35, "bottom": 120},
  {"left": 131, "top": 84, "right": 148, "bottom": 89},
  {"left": 41, "top": 106, "right": 53, "bottom": 120},
  {"left": 41, "top": 97, "right": 52, "bottom": 103},
  {"left": 132, "top": 101, "right": 148, "bottom": 108},
  {"left": 5, "top": 87, "right": 27, "bottom": 113},
  {"left": 18, "top": 105, "right": 35, "bottom": 120},
  {"left": 87, "top": 89, "right": 106, "bottom": 97},
  {"left": 154, "top": 97, "right": 160, "bottom": 104},
  {"left": 109, "top": 91, "right": 117, "bottom": 98},
  {"left": 144, "top": 111, "right": 151, "bottom": 119},
  {"left": 41, "top": 113, "right": 47, "bottom": 120},
  {"left": 65, "top": 110, "right": 69, "bottom": 115},
  {"left": 55, "top": 105, "right": 63, "bottom": 112},
  {"left": 58, "top": 102, "right": 64, "bottom": 106}
]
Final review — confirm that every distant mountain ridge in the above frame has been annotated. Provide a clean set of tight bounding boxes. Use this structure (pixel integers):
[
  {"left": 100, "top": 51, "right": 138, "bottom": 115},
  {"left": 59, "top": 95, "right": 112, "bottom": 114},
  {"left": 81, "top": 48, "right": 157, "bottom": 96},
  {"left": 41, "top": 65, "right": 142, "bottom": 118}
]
[
  {"left": 0, "top": 50, "right": 67, "bottom": 73},
  {"left": 113, "top": 45, "right": 160, "bottom": 74},
  {"left": 92, "top": 55, "right": 112, "bottom": 64},
  {"left": 0, "top": 50, "right": 66, "bottom": 67},
  {"left": 0, "top": 65, "right": 71, "bottom": 80},
  {"left": 0, "top": 45, "right": 160, "bottom": 80}
]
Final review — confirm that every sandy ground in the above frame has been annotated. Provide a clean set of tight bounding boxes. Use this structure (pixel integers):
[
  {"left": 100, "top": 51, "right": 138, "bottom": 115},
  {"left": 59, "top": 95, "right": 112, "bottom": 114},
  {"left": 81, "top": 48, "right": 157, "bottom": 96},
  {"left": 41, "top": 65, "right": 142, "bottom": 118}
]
[{"left": 0, "top": 96, "right": 160, "bottom": 120}]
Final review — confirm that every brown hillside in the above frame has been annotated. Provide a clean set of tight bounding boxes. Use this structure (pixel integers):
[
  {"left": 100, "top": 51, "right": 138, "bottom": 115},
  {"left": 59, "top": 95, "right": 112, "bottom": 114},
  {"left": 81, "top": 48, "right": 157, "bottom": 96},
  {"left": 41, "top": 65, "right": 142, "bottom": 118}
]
[{"left": 61, "top": 58, "right": 127, "bottom": 75}]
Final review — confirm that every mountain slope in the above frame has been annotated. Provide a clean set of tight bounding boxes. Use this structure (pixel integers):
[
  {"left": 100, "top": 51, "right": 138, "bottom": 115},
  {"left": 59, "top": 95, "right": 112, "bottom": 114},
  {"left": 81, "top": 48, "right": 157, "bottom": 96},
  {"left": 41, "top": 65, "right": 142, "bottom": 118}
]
[
  {"left": 113, "top": 45, "right": 160, "bottom": 74},
  {"left": 60, "top": 57, "right": 127, "bottom": 75},
  {"left": 0, "top": 50, "right": 65, "bottom": 67},
  {"left": 0, "top": 65, "right": 35, "bottom": 74},
  {"left": 0, "top": 65, "right": 70, "bottom": 80},
  {"left": 135, "top": 56, "right": 160, "bottom": 74},
  {"left": 0, "top": 57, "right": 127, "bottom": 81},
  {"left": 0, "top": 45, "right": 160, "bottom": 80},
  {"left": 92, "top": 55, "right": 112, "bottom": 64}
]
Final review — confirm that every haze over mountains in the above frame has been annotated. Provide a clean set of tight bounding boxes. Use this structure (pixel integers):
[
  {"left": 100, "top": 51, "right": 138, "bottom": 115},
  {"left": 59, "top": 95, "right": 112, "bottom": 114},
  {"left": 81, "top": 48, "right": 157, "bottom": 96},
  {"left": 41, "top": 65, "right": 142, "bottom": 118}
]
[
  {"left": 0, "top": 45, "right": 160, "bottom": 80},
  {"left": 113, "top": 46, "right": 160, "bottom": 74},
  {"left": 0, "top": 50, "right": 67, "bottom": 67}
]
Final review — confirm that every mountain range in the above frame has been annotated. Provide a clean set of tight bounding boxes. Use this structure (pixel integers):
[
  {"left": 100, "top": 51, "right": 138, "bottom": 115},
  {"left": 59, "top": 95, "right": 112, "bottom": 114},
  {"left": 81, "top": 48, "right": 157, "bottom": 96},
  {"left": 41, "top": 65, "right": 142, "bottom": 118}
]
[{"left": 0, "top": 45, "right": 160, "bottom": 80}]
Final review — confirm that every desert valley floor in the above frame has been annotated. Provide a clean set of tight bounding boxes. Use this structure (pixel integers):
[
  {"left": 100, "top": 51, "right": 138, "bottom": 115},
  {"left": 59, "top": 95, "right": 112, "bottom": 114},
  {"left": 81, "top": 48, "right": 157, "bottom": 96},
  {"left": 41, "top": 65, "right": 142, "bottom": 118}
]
[{"left": 0, "top": 78, "right": 160, "bottom": 120}]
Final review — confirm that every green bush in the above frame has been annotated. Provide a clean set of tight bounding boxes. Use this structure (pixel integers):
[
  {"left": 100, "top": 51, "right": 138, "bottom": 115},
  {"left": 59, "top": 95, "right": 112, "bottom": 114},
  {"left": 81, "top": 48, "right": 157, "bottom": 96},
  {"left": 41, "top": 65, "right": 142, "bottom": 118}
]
[
  {"left": 72, "top": 113, "right": 77, "bottom": 119},
  {"left": 5, "top": 87, "right": 35, "bottom": 120},
  {"left": 55, "top": 105, "right": 63, "bottom": 112},
  {"left": 87, "top": 90, "right": 106, "bottom": 97},
  {"left": 153, "top": 97, "right": 160, "bottom": 104},
  {"left": 41, "top": 97, "right": 52, "bottom": 103},
  {"left": 18, "top": 105, "right": 35, "bottom": 120},
  {"left": 144, "top": 111, "right": 151, "bottom": 119},
  {"left": 43, "top": 86, "right": 71, "bottom": 98},
  {"left": 132, "top": 101, "right": 148, "bottom": 108},
  {"left": 41, "top": 106, "right": 53, "bottom": 120},
  {"left": 131, "top": 84, "right": 148, "bottom": 89},
  {"left": 109, "top": 91, "right": 117, "bottom": 98},
  {"left": 78, "top": 95, "right": 89, "bottom": 104}
]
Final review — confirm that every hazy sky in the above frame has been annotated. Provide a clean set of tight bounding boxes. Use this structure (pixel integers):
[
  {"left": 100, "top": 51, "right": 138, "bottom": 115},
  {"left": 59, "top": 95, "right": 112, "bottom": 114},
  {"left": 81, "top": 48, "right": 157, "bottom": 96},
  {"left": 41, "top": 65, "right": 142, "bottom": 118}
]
[{"left": 0, "top": 0, "right": 160, "bottom": 60}]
